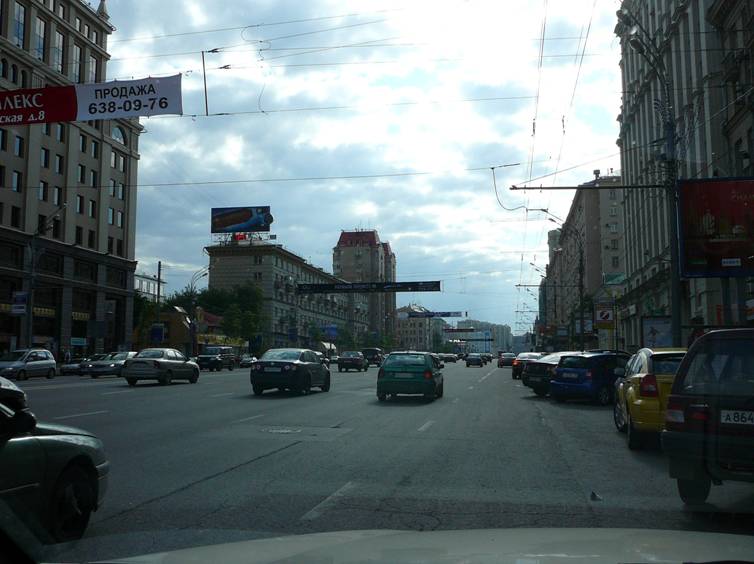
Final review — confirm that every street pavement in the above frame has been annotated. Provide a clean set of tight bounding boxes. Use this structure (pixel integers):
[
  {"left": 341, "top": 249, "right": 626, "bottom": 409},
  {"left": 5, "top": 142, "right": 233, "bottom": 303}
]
[{"left": 15, "top": 361, "right": 754, "bottom": 562}]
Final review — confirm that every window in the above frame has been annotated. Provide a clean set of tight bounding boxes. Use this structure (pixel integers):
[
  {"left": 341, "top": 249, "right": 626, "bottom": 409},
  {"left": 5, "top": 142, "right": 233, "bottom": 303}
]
[
  {"left": 38, "top": 181, "right": 48, "bottom": 201},
  {"left": 87, "top": 54, "right": 97, "bottom": 83},
  {"left": 116, "top": 210, "right": 123, "bottom": 228},
  {"left": 609, "top": 223, "right": 618, "bottom": 233},
  {"left": 51, "top": 218, "right": 61, "bottom": 239},
  {"left": 11, "top": 206, "right": 21, "bottom": 228},
  {"left": 88, "top": 200, "right": 96, "bottom": 217},
  {"left": 11, "top": 171, "right": 22, "bottom": 192},
  {"left": 107, "top": 236, "right": 113, "bottom": 254},
  {"left": 75, "top": 17, "right": 81, "bottom": 31},
  {"left": 40, "top": 147, "right": 49, "bottom": 168},
  {"left": 79, "top": 133, "right": 86, "bottom": 152},
  {"left": 116, "top": 239, "right": 123, "bottom": 257},
  {"left": 43, "top": 123, "right": 50, "bottom": 135},
  {"left": 612, "top": 256, "right": 619, "bottom": 268},
  {"left": 10, "top": 64, "right": 18, "bottom": 84},
  {"left": 56, "top": 3, "right": 64, "bottom": 19},
  {"left": 55, "top": 123, "right": 64, "bottom": 142},
  {"left": 91, "top": 30, "right": 98, "bottom": 45},
  {"left": 52, "top": 186, "right": 61, "bottom": 206},
  {"left": 609, "top": 189, "right": 616, "bottom": 200},
  {"left": 0, "top": 129, "right": 6, "bottom": 151},
  {"left": 611, "top": 239, "right": 618, "bottom": 250},
  {"left": 13, "top": 2, "right": 26, "bottom": 48},
  {"left": 14, "top": 136, "right": 24, "bottom": 157},
  {"left": 72, "top": 44, "right": 81, "bottom": 82},
  {"left": 107, "top": 207, "right": 114, "bottom": 225},
  {"left": 119, "top": 155, "right": 126, "bottom": 172},
  {"left": 87, "top": 229, "right": 95, "bottom": 249},
  {"left": 118, "top": 183, "right": 124, "bottom": 200},
  {"left": 111, "top": 126, "right": 126, "bottom": 145},
  {"left": 0, "top": 166, "right": 4, "bottom": 187},
  {"left": 33, "top": 16, "right": 45, "bottom": 60},
  {"left": 37, "top": 214, "right": 46, "bottom": 233},
  {"left": 51, "top": 30, "right": 63, "bottom": 72},
  {"left": 110, "top": 150, "right": 116, "bottom": 168},
  {"left": 78, "top": 164, "right": 86, "bottom": 183},
  {"left": 76, "top": 194, "right": 83, "bottom": 213},
  {"left": 83, "top": 23, "right": 89, "bottom": 37},
  {"left": 109, "top": 179, "right": 116, "bottom": 196},
  {"left": 89, "top": 169, "right": 97, "bottom": 188},
  {"left": 90, "top": 140, "right": 98, "bottom": 158},
  {"left": 609, "top": 206, "right": 617, "bottom": 216}
]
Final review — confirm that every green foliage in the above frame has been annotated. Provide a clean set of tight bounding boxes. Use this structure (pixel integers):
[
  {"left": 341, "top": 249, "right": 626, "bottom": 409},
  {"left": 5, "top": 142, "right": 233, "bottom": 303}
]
[{"left": 132, "top": 292, "right": 152, "bottom": 330}]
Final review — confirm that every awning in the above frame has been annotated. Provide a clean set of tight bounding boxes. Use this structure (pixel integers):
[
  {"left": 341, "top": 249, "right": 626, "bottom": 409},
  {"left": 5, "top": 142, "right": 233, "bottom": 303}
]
[{"left": 321, "top": 342, "right": 337, "bottom": 352}]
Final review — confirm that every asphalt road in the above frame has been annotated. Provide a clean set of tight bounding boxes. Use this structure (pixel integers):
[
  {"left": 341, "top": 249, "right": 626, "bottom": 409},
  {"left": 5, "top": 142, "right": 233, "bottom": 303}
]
[{"left": 14, "top": 361, "right": 754, "bottom": 562}]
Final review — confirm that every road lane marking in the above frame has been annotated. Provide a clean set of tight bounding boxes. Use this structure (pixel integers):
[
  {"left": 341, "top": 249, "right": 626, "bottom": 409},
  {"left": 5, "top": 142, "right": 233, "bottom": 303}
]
[
  {"left": 301, "top": 481, "right": 356, "bottom": 521},
  {"left": 452, "top": 398, "right": 459, "bottom": 404},
  {"left": 101, "top": 390, "right": 132, "bottom": 396},
  {"left": 234, "top": 414, "right": 265, "bottom": 423},
  {"left": 479, "top": 371, "right": 492, "bottom": 382},
  {"left": 467, "top": 386, "right": 474, "bottom": 390},
  {"left": 210, "top": 392, "right": 234, "bottom": 398},
  {"left": 54, "top": 410, "right": 108, "bottom": 420},
  {"left": 417, "top": 420, "right": 435, "bottom": 432}
]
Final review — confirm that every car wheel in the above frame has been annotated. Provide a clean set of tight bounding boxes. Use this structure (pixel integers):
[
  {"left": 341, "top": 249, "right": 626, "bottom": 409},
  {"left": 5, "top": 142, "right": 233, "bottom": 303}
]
[
  {"left": 16, "top": 370, "right": 26, "bottom": 381},
  {"left": 321, "top": 373, "right": 331, "bottom": 392},
  {"left": 338, "top": 366, "right": 342, "bottom": 372},
  {"left": 595, "top": 386, "right": 612, "bottom": 406},
  {"left": 377, "top": 392, "right": 387, "bottom": 401},
  {"left": 91, "top": 374, "right": 98, "bottom": 379},
  {"left": 126, "top": 378, "right": 137, "bottom": 387},
  {"left": 300, "top": 374, "right": 311, "bottom": 395},
  {"left": 47, "top": 369, "right": 55, "bottom": 379},
  {"left": 436, "top": 383, "right": 444, "bottom": 398},
  {"left": 253, "top": 384, "right": 264, "bottom": 396},
  {"left": 613, "top": 401, "right": 627, "bottom": 433},
  {"left": 677, "top": 478, "right": 711, "bottom": 505},
  {"left": 363, "top": 366, "right": 368, "bottom": 372},
  {"left": 159, "top": 371, "right": 173, "bottom": 386},
  {"left": 627, "top": 411, "right": 645, "bottom": 450},
  {"left": 49, "top": 465, "right": 96, "bottom": 542},
  {"left": 189, "top": 369, "right": 199, "bottom": 384},
  {"left": 534, "top": 388, "right": 547, "bottom": 397}
]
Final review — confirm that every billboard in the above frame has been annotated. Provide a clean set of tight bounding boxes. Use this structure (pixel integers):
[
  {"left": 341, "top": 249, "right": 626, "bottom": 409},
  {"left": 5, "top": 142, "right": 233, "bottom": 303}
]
[
  {"left": 211, "top": 207, "right": 274, "bottom": 233},
  {"left": 407, "top": 311, "right": 464, "bottom": 318},
  {"left": 641, "top": 316, "right": 672, "bottom": 348},
  {"left": 296, "top": 281, "right": 441, "bottom": 294},
  {"left": 679, "top": 178, "right": 754, "bottom": 277}
]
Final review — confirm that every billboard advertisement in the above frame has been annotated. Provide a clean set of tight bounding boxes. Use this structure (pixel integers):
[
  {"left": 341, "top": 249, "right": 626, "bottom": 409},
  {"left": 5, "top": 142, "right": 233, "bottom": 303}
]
[
  {"left": 641, "top": 316, "right": 672, "bottom": 348},
  {"left": 211, "top": 206, "right": 274, "bottom": 233},
  {"left": 679, "top": 178, "right": 754, "bottom": 277},
  {"left": 296, "top": 281, "right": 441, "bottom": 294}
]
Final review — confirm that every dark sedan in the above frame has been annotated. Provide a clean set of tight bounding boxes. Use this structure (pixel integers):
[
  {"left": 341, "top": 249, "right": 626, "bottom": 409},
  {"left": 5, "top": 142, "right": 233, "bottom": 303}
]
[
  {"left": 498, "top": 353, "right": 517, "bottom": 367},
  {"left": 512, "top": 352, "right": 543, "bottom": 379},
  {"left": 521, "top": 351, "right": 580, "bottom": 396},
  {"left": 250, "top": 348, "right": 331, "bottom": 396},
  {"left": 338, "top": 351, "right": 368, "bottom": 372},
  {"left": 466, "top": 353, "right": 484, "bottom": 367}
]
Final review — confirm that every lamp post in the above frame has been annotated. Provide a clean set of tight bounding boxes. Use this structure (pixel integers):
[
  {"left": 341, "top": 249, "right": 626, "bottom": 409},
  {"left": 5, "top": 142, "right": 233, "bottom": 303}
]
[{"left": 616, "top": 7, "right": 682, "bottom": 347}]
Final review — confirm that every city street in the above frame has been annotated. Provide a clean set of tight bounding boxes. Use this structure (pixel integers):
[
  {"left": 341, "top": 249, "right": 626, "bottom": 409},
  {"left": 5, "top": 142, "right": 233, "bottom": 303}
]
[{"left": 19, "top": 361, "right": 754, "bottom": 562}]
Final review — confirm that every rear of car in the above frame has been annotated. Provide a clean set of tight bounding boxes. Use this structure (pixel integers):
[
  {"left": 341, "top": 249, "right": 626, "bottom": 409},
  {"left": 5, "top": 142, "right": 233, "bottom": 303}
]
[
  {"left": 512, "top": 352, "right": 542, "bottom": 379},
  {"left": 499, "top": 353, "right": 516, "bottom": 366},
  {"left": 551, "top": 352, "right": 628, "bottom": 405},
  {"left": 122, "top": 348, "right": 199, "bottom": 386},
  {"left": 662, "top": 330, "right": 754, "bottom": 504},
  {"left": 466, "top": 353, "right": 483, "bottom": 367},
  {"left": 249, "top": 348, "right": 329, "bottom": 395},
  {"left": 522, "top": 351, "right": 582, "bottom": 397},
  {"left": 362, "top": 348, "right": 384, "bottom": 366},
  {"left": 197, "top": 346, "right": 235, "bottom": 371},
  {"left": 338, "top": 351, "right": 367, "bottom": 372},
  {"left": 377, "top": 352, "right": 443, "bottom": 401}
]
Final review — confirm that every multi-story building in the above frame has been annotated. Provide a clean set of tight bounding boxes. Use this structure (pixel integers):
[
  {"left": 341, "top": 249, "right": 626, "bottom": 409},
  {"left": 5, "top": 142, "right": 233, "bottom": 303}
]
[
  {"left": 333, "top": 229, "right": 396, "bottom": 338},
  {"left": 395, "top": 304, "right": 431, "bottom": 351},
  {"left": 134, "top": 272, "right": 166, "bottom": 303},
  {"left": 0, "top": 0, "right": 141, "bottom": 355},
  {"left": 615, "top": 0, "right": 753, "bottom": 347},
  {"left": 456, "top": 318, "right": 511, "bottom": 353},
  {"left": 206, "top": 240, "right": 369, "bottom": 350}
]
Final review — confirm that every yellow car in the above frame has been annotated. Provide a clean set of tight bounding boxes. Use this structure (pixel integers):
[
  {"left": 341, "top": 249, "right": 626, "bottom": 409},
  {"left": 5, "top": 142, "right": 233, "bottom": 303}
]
[{"left": 613, "top": 348, "right": 686, "bottom": 450}]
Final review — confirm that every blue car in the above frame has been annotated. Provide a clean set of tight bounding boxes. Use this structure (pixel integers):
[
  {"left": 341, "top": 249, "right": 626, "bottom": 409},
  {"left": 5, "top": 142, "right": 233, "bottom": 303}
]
[{"left": 550, "top": 351, "right": 630, "bottom": 405}]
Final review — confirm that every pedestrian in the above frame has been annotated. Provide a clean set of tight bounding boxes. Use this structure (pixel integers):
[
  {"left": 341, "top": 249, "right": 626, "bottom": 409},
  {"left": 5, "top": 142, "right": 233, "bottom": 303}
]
[{"left": 64, "top": 348, "right": 72, "bottom": 364}]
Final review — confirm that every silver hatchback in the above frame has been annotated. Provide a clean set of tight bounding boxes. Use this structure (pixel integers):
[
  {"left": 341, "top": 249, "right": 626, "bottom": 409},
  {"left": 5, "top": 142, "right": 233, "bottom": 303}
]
[{"left": 0, "top": 349, "right": 57, "bottom": 380}]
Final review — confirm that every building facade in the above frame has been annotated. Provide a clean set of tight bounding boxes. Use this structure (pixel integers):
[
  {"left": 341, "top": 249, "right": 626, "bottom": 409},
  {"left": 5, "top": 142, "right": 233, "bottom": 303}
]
[
  {"left": 395, "top": 304, "right": 431, "bottom": 351},
  {"left": 206, "top": 240, "right": 369, "bottom": 350},
  {"left": 333, "top": 230, "right": 396, "bottom": 338},
  {"left": 134, "top": 271, "right": 165, "bottom": 303},
  {"left": 0, "top": 0, "right": 141, "bottom": 356}
]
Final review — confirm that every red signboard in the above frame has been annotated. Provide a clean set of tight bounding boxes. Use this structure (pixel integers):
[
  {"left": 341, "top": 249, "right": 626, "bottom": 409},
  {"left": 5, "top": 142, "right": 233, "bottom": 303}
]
[
  {"left": 0, "top": 85, "right": 76, "bottom": 126},
  {"left": 679, "top": 178, "right": 754, "bottom": 278}
]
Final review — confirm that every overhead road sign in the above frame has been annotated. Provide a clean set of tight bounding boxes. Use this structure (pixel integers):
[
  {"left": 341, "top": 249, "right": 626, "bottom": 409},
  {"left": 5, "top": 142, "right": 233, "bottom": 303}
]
[
  {"left": 296, "top": 281, "right": 441, "bottom": 294},
  {"left": 407, "top": 311, "right": 464, "bottom": 318}
]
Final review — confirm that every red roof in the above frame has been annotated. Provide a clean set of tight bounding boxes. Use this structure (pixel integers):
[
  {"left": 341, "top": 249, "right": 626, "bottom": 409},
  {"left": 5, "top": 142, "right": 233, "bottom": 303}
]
[{"left": 336, "top": 230, "right": 380, "bottom": 247}]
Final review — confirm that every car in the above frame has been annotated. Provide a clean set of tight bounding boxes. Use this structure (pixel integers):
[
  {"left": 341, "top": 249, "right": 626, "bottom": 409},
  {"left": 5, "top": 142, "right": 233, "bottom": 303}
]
[
  {"left": 239, "top": 354, "right": 257, "bottom": 368},
  {"left": 314, "top": 351, "right": 330, "bottom": 368},
  {"left": 121, "top": 348, "right": 200, "bottom": 386},
  {"left": 0, "top": 349, "right": 57, "bottom": 381},
  {"left": 196, "top": 345, "right": 236, "bottom": 371},
  {"left": 440, "top": 353, "right": 457, "bottom": 363},
  {"left": 0, "top": 402, "right": 109, "bottom": 542},
  {"left": 338, "top": 351, "right": 368, "bottom": 372},
  {"left": 498, "top": 352, "right": 517, "bottom": 367},
  {"left": 521, "top": 351, "right": 580, "bottom": 397},
  {"left": 0, "top": 376, "right": 26, "bottom": 411},
  {"left": 78, "top": 353, "right": 109, "bottom": 376},
  {"left": 466, "top": 353, "right": 483, "bottom": 367},
  {"left": 377, "top": 351, "right": 443, "bottom": 401},
  {"left": 86, "top": 351, "right": 138, "bottom": 378},
  {"left": 362, "top": 347, "right": 384, "bottom": 367},
  {"left": 550, "top": 351, "right": 631, "bottom": 405},
  {"left": 250, "top": 348, "right": 330, "bottom": 395},
  {"left": 59, "top": 355, "right": 86, "bottom": 376},
  {"left": 662, "top": 329, "right": 754, "bottom": 505},
  {"left": 511, "top": 352, "right": 543, "bottom": 379},
  {"left": 613, "top": 348, "right": 686, "bottom": 449}
]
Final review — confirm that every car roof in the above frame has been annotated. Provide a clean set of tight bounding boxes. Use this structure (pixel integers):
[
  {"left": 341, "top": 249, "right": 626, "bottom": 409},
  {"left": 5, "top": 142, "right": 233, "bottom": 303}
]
[{"left": 639, "top": 348, "right": 686, "bottom": 355}]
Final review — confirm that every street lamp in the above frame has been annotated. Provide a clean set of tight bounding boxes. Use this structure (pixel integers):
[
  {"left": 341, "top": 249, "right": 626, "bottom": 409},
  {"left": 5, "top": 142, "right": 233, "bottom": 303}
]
[{"left": 617, "top": 6, "right": 682, "bottom": 347}]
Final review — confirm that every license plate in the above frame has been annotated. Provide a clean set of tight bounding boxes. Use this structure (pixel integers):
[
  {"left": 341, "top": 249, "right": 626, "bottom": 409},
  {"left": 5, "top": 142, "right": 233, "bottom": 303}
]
[
  {"left": 721, "top": 410, "right": 754, "bottom": 425},
  {"left": 560, "top": 372, "right": 579, "bottom": 380},
  {"left": 529, "top": 376, "right": 544, "bottom": 382},
  {"left": 393, "top": 372, "right": 416, "bottom": 378},
  {"left": 265, "top": 367, "right": 281, "bottom": 373}
]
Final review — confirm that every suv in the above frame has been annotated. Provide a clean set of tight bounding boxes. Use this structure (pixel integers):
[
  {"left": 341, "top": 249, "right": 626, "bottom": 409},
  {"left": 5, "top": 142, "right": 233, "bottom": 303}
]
[
  {"left": 0, "top": 349, "right": 57, "bottom": 380},
  {"left": 550, "top": 351, "right": 630, "bottom": 405},
  {"left": 662, "top": 329, "right": 754, "bottom": 505},
  {"left": 197, "top": 346, "right": 236, "bottom": 371}
]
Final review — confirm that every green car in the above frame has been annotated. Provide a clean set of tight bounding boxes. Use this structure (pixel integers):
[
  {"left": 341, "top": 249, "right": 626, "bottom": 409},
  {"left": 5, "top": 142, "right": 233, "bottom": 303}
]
[{"left": 377, "top": 351, "right": 444, "bottom": 402}]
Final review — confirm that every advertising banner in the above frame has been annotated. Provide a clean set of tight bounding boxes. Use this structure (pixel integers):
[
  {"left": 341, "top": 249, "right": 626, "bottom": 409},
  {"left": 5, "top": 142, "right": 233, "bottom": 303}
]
[
  {"left": 0, "top": 75, "right": 183, "bottom": 126},
  {"left": 296, "top": 281, "right": 441, "bottom": 294},
  {"left": 10, "top": 291, "right": 27, "bottom": 315},
  {"left": 407, "top": 311, "right": 463, "bottom": 318},
  {"left": 444, "top": 327, "right": 475, "bottom": 333},
  {"left": 572, "top": 319, "right": 594, "bottom": 334},
  {"left": 641, "top": 316, "right": 672, "bottom": 348},
  {"left": 211, "top": 206, "right": 274, "bottom": 233},
  {"left": 679, "top": 178, "right": 754, "bottom": 277}
]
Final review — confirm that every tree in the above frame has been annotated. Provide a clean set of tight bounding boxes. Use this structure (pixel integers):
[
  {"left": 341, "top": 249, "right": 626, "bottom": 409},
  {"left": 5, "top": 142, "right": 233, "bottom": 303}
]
[{"left": 222, "top": 304, "right": 242, "bottom": 338}]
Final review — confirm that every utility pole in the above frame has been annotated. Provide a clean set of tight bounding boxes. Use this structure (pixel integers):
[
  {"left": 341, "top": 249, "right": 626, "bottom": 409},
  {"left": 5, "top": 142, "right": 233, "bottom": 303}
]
[{"left": 153, "top": 261, "right": 162, "bottom": 343}]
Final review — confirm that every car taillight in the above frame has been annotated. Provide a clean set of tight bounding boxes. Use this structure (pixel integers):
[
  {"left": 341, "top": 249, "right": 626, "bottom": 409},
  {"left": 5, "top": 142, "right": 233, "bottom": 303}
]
[
  {"left": 639, "top": 374, "right": 658, "bottom": 397},
  {"left": 585, "top": 370, "right": 592, "bottom": 380},
  {"left": 423, "top": 370, "right": 433, "bottom": 380},
  {"left": 665, "top": 396, "right": 710, "bottom": 432},
  {"left": 513, "top": 359, "right": 519, "bottom": 366},
  {"left": 378, "top": 368, "right": 384, "bottom": 379}
]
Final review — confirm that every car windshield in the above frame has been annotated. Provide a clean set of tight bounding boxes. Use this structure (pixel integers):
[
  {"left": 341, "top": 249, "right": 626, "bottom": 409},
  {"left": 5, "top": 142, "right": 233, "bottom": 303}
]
[
  {"left": 135, "top": 350, "right": 165, "bottom": 359},
  {"left": 261, "top": 350, "right": 301, "bottom": 361},
  {"left": 109, "top": 353, "right": 130, "bottom": 361},
  {"left": 384, "top": 354, "right": 426, "bottom": 366},
  {"left": 204, "top": 347, "right": 222, "bottom": 355},
  {"left": 559, "top": 356, "right": 592, "bottom": 369},
  {"left": 0, "top": 351, "right": 25, "bottom": 362},
  {"left": 342, "top": 352, "right": 361, "bottom": 358}
]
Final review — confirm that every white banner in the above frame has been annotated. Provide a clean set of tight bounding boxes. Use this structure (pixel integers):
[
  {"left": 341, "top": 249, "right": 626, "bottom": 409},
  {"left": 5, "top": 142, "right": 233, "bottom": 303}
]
[{"left": 75, "top": 74, "right": 183, "bottom": 121}]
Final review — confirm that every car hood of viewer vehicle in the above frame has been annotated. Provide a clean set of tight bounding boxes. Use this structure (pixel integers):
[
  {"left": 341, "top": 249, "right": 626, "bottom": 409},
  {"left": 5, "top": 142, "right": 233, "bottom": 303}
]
[{"left": 96, "top": 528, "right": 754, "bottom": 564}]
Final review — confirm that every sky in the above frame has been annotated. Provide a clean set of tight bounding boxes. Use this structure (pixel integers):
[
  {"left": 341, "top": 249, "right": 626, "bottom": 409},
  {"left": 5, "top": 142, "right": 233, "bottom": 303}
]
[{"left": 103, "top": 0, "right": 624, "bottom": 334}]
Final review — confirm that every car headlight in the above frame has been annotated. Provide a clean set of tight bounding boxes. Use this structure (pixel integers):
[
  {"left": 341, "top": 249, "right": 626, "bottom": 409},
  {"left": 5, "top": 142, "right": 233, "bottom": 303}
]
[
  {"left": 109, "top": 364, "right": 116, "bottom": 368},
  {"left": 1, "top": 367, "right": 15, "bottom": 373}
]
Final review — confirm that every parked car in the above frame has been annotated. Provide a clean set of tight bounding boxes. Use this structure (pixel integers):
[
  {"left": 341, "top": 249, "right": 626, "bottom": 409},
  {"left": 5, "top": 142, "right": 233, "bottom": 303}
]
[
  {"left": 59, "top": 355, "right": 86, "bottom": 376},
  {"left": 78, "top": 354, "right": 109, "bottom": 376},
  {"left": 613, "top": 348, "right": 686, "bottom": 449},
  {"left": 250, "top": 348, "right": 330, "bottom": 396},
  {"left": 498, "top": 352, "right": 516, "bottom": 367},
  {"left": 314, "top": 351, "right": 330, "bottom": 368},
  {"left": 338, "top": 351, "right": 368, "bottom": 372},
  {"left": 521, "top": 351, "right": 580, "bottom": 397},
  {"left": 0, "top": 349, "right": 57, "bottom": 381},
  {"left": 377, "top": 351, "right": 443, "bottom": 401},
  {"left": 121, "top": 348, "right": 200, "bottom": 386},
  {"left": 239, "top": 354, "right": 257, "bottom": 368},
  {"left": 86, "top": 351, "right": 138, "bottom": 378},
  {"left": 0, "top": 376, "right": 26, "bottom": 411},
  {"left": 196, "top": 345, "right": 236, "bottom": 371},
  {"left": 662, "top": 329, "right": 754, "bottom": 505},
  {"left": 466, "top": 353, "right": 483, "bottom": 367},
  {"left": 511, "top": 352, "right": 543, "bottom": 378},
  {"left": 482, "top": 353, "right": 493, "bottom": 364},
  {"left": 550, "top": 351, "right": 631, "bottom": 405},
  {"left": 362, "top": 347, "right": 384, "bottom": 366},
  {"left": 0, "top": 402, "right": 109, "bottom": 542}
]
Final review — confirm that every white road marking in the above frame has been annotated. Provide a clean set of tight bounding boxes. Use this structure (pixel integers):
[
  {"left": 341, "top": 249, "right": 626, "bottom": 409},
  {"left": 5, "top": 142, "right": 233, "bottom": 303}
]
[
  {"left": 417, "top": 420, "right": 435, "bottom": 432},
  {"left": 210, "top": 392, "right": 234, "bottom": 398},
  {"left": 301, "top": 481, "right": 356, "bottom": 521},
  {"left": 101, "top": 390, "right": 132, "bottom": 396},
  {"left": 467, "top": 386, "right": 474, "bottom": 390},
  {"left": 479, "top": 371, "right": 492, "bottom": 382},
  {"left": 233, "top": 414, "right": 265, "bottom": 423},
  {"left": 452, "top": 398, "right": 459, "bottom": 404},
  {"left": 53, "top": 410, "right": 108, "bottom": 420}
]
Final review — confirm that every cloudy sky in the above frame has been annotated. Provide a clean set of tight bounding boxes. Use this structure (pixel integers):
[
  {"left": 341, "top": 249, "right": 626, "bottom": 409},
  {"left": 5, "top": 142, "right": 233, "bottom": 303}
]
[{"left": 104, "top": 0, "right": 623, "bottom": 333}]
